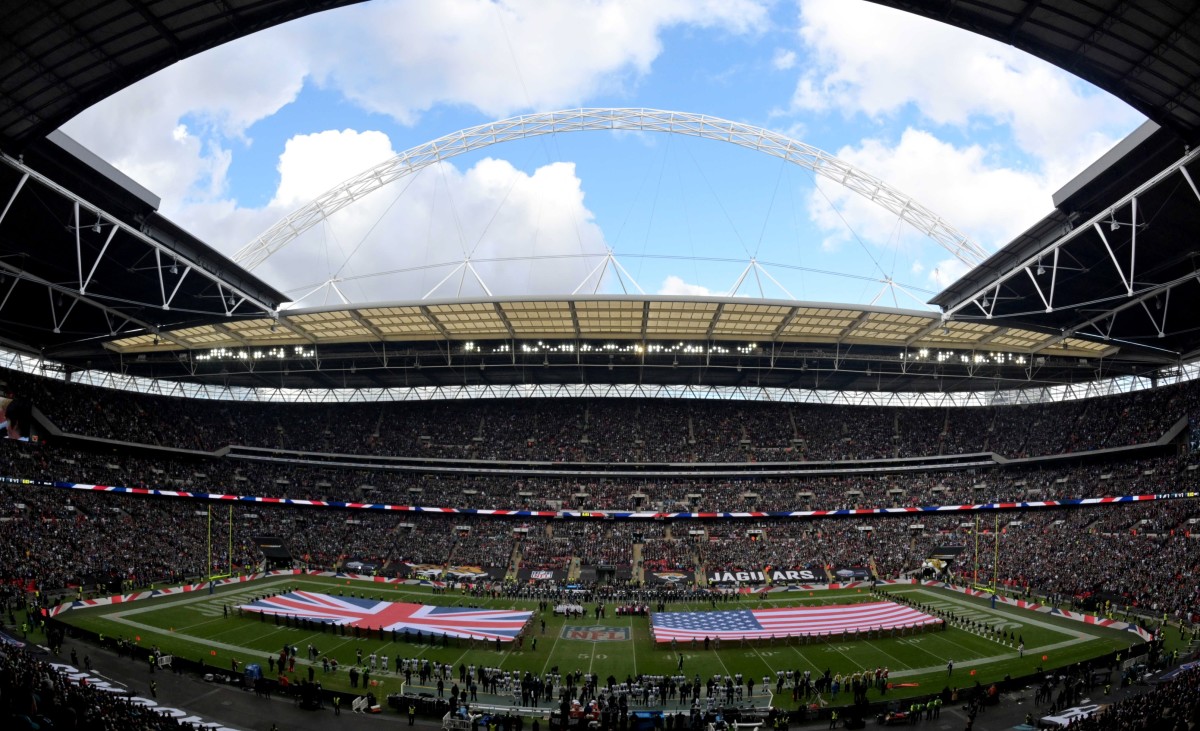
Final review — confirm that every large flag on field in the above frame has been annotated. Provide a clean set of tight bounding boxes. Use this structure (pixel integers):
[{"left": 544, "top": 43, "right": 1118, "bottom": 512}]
[
  {"left": 239, "top": 591, "right": 531, "bottom": 641},
  {"left": 650, "top": 601, "right": 939, "bottom": 642}
]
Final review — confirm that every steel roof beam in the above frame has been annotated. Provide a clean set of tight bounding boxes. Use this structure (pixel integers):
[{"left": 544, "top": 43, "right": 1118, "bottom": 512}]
[
  {"left": 1, "top": 152, "right": 276, "bottom": 317},
  {"left": 942, "top": 146, "right": 1200, "bottom": 322},
  {"left": 0, "top": 257, "right": 189, "bottom": 348}
]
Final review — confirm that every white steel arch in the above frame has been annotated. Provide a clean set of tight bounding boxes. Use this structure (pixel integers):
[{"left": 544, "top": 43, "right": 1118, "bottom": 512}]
[{"left": 234, "top": 108, "right": 989, "bottom": 272}]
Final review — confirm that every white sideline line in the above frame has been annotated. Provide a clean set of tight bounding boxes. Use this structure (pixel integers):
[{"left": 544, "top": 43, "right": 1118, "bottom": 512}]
[{"left": 894, "top": 588, "right": 1090, "bottom": 639}]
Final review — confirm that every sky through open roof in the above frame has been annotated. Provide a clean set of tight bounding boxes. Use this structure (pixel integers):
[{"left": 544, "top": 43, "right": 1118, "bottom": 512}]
[{"left": 61, "top": 0, "right": 1146, "bottom": 310}]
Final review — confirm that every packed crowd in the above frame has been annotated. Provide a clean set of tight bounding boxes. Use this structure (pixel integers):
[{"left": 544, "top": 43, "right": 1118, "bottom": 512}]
[
  {"left": 447, "top": 522, "right": 516, "bottom": 570},
  {"left": 641, "top": 537, "right": 698, "bottom": 575},
  {"left": 4, "top": 366, "right": 1200, "bottom": 626},
  {"left": 519, "top": 536, "right": 573, "bottom": 571},
  {"left": 551, "top": 523, "right": 635, "bottom": 568},
  {"left": 0, "top": 645, "right": 196, "bottom": 730},
  {"left": 8, "top": 367, "right": 1200, "bottom": 463},
  {"left": 4, "top": 434, "right": 1197, "bottom": 516},
  {"left": 2, "top": 464, "right": 1197, "bottom": 622},
  {"left": 1060, "top": 664, "right": 1199, "bottom": 731}
]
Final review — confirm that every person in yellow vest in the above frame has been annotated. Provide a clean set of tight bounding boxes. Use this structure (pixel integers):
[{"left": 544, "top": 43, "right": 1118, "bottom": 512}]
[{"left": 828, "top": 709, "right": 838, "bottom": 729}]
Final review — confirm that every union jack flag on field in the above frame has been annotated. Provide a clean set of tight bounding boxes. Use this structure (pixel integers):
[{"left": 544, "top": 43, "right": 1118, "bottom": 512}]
[{"left": 239, "top": 591, "right": 531, "bottom": 641}]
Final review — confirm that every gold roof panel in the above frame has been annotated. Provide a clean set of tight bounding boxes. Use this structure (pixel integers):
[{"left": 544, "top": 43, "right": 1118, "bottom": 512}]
[{"left": 101, "top": 297, "right": 1119, "bottom": 360}]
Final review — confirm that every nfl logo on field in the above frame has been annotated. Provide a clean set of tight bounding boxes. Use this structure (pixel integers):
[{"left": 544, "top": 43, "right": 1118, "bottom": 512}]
[{"left": 562, "top": 626, "right": 630, "bottom": 641}]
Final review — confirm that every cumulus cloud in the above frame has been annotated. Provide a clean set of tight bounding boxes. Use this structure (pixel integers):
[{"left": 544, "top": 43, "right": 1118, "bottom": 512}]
[
  {"left": 786, "top": 0, "right": 1144, "bottom": 290},
  {"left": 306, "top": 0, "right": 769, "bottom": 123},
  {"left": 772, "top": 49, "right": 797, "bottom": 70},
  {"left": 270, "top": 129, "right": 397, "bottom": 209},
  {"left": 658, "top": 275, "right": 715, "bottom": 296},
  {"left": 63, "top": 0, "right": 767, "bottom": 219},
  {"left": 809, "top": 128, "right": 1053, "bottom": 254},
  {"left": 791, "top": 0, "right": 1142, "bottom": 170},
  {"left": 61, "top": 31, "right": 309, "bottom": 210},
  {"left": 58, "top": 0, "right": 770, "bottom": 301},
  {"left": 159, "top": 129, "right": 610, "bottom": 303}
]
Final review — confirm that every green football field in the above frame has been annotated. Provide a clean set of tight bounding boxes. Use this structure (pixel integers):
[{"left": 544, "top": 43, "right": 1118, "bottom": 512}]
[{"left": 56, "top": 576, "right": 1139, "bottom": 709}]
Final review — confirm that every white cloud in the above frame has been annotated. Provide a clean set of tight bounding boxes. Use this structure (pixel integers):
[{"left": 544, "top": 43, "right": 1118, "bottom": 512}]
[
  {"left": 57, "top": 0, "right": 771, "bottom": 301},
  {"left": 791, "top": 0, "right": 1142, "bottom": 173},
  {"left": 155, "top": 127, "right": 609, "bottom": 303},
  {"left": 928, "top": 258, "right": 971, "bottom": 289},
  {"left": 658, "top": 275, "right": 715, "bottom": 296},
  {"left": 772, "top": 49, "right": 797, "bottom": 70},
  {"left": 306, "top": 0, "right": 769, "bottom": 123},
  {"left": 61, "top": 31, "right": 309, "bottom": 211},
  {"left": 809, "top": 128, "right": 1054, "bottom": 253},
  {"left": 62, "top": 0, "right": 768, "bottom": 221},
  {"left": 783, "top": 0, "right": 1146, "bottom": 298},
  {"left": 270, "top": 130, "right": 397, "bottom": 209}
]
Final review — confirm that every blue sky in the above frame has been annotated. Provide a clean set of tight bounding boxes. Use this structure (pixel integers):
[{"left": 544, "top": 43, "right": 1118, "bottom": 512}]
[{"left": 63, "top": 0, "right": 1145, "bottom": 310}]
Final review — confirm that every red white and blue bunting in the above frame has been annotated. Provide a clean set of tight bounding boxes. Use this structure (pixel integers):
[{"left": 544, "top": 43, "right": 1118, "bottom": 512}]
[{"left": 7, "top": 476, "right": 1196, "bottom": 520}]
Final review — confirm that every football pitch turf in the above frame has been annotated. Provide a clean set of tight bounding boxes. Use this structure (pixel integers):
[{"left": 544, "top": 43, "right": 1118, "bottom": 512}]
[{"left": 57, "top": 576, "right": 1139, "bottom": 710}]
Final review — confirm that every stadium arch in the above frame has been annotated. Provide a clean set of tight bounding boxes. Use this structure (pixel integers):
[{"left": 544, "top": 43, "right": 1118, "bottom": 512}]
[{"left": 232, "top": 108, "right": 990, "bottom": 278}]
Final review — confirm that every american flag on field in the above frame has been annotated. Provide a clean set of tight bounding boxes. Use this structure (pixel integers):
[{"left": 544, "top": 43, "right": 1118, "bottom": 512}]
[
  {"left": 650, "top": 601, "right": 939, "bottom": 642},
  {"left": 239, "top": 591, "right": 531, "bottom": 641}
]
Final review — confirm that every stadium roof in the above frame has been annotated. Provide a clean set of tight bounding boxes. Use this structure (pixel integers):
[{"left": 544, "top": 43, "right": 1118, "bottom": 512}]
[
  {"left": 0, "top": 130, "right": 288, "bottom": 356},
  {"left": 82, "top": 295, "right": 1133, "bottom": 394},
  {"left": 865, "top": 1, "right": 1200, "bottom": 142},
  {"left": 0, "top": 0, "right": 368, "bottom": 153},
  {"left": 2, "top": 0, "right": 1200, "bottom": 394},
  {"left": 104, "top": 296, "right": 1113, "bottom": 358},
  {"left": 932, "top": 121, "right": 1200, "bottom": 363}
]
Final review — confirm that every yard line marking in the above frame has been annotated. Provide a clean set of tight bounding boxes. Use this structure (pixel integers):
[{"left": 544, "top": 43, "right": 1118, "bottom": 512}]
[
  {"left": 630, "top": 614, "right": 638, "bottom": 677},
  {"left": 710, "top": 644, "right": 736, "bottom": 680},
  {"left": 538, "top": 614, "right": 563, "bottom": 677},
  {"left": 787, "top": 643, "right": 825, "bottom": 674},
  {"left": 893, "top": 588, "right": 1090, "bottom": 639},
  {"left": 858, "top": 638, "right": 913, "bottom": 670},
  {"left": 830, "top": 643, "right": 866, "bottom": 671},
  {"left": 884, "top": 634, "right": 949, "bottom": 664}
]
